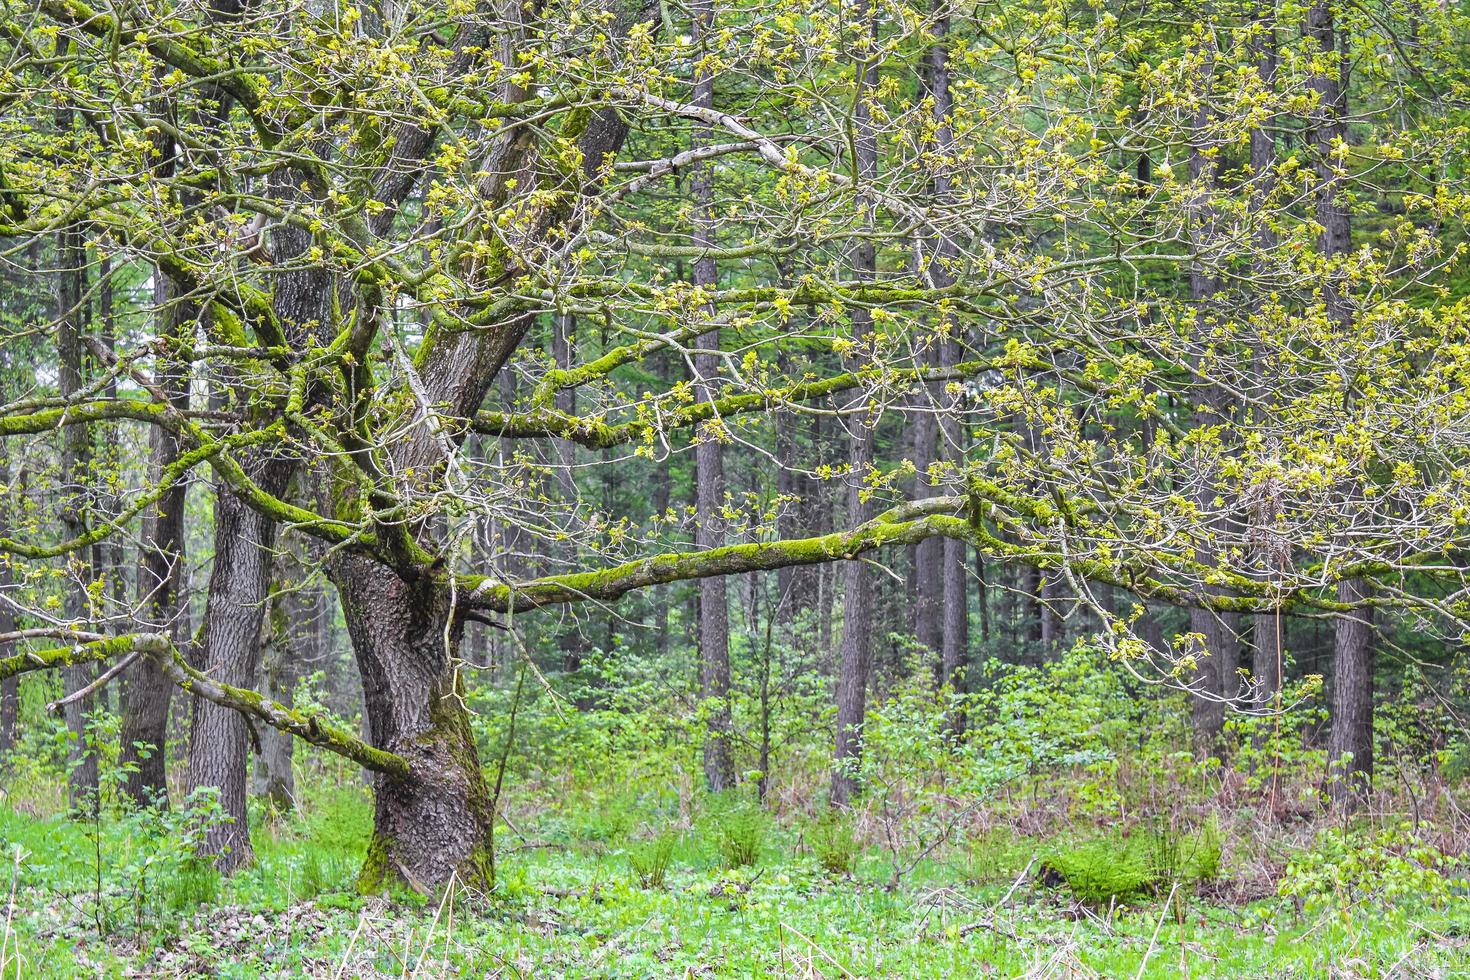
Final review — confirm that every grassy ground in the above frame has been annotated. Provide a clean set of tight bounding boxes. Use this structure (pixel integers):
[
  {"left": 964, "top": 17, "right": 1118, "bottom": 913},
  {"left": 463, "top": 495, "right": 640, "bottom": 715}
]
[{"left": 0, "top": 785, "right": 1466, "bottom": 978}]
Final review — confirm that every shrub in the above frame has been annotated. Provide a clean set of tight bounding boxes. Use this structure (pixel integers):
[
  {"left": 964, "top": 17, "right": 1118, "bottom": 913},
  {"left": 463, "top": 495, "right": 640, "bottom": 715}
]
[
  {"left": 708, "top": 796, "right": 765, "bottom": 869},
  {"left": 1043, "top": 838, "right": 1155, "bottom": 906},
  {"left": 808, "top": 812, "right": 858, "bottom": 876},
  {"left": 964, "top": 828, "right": 1037, "bottom": 885},
  {"left": 1279, "top": 823, "right": 1460, "bottom": 919},
  {"left": 1146, "top": 812, "right": 1224, "bottom": 890},
  {"left": 628, "top": 832, "right": 678, "bottom": 889}
]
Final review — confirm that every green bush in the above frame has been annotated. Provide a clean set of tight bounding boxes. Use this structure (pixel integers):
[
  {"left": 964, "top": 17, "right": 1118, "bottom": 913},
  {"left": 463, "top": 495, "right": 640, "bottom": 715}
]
[
  {"left": 808, "top": 812, "right": 858, "bottom": 875},
  {"left": 708, "top": 796, "right": 765, "bottom": 869},
  {"left": 1146, "top": 813, "right": 1224, "bottom": 890},
  {"left": 1279, "top": 823, "right": 1460, "bottom": 918},
  {"left": 964, "top": 828, "right": 1038, "bottom": 885},
  {"left": 628, "top": 831, "right": 679, "bottom": 888},
  {"left": 1043, "top": 838, "right": 1155, "bottom": 906}
]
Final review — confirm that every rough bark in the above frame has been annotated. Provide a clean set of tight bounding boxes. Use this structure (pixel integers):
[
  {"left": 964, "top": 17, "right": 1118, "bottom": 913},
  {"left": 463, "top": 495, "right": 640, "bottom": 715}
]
[
  {"left": 253, "top": 581, "right": 317, "bottom": 811},
  {"left": 187, "top": 454, "right": 292, "bottom": 869},
  {"left": 332, "top": 554, "right": 495, "bottom": 893},
  {"left": 1186, "top": 30, "right": 1233, "bottom": 753},
  {"left": 120, "top": 280, "right": 193, "bottom": 807},
  {"left": 57, "top": 216, "right": 98, "bottom": 813},
  {"left": 1189, "top": 605, "right": 1239, "bottom": 755},
  {"left": 689, "top": 0, "right": 735, "bottom": 793},
  {"left": 1326, "top": 578, "right": 1374, "bottom": 806},
  {"left": 911, "top": 390, "right": 942, "bottom": 657},
  {"left": 831, "top": 3, "right": 878, "bottom": 806},
  {"left": 925, "top": 9, "right": 970, "bottom": 707},
  {"left": 1307, "top": 2, "right": 1372, "bottom": 808},
  {"left": 1248, "top": 1, "right": 1284, "bottom": 710}
]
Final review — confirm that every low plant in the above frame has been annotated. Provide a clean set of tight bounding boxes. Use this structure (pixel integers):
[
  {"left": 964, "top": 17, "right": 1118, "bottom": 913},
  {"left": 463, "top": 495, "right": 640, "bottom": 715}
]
[
  {"left": 628, "top": 831, "right": 679, "bottom": 888},
  {"left": 964, "top": 828, "right": 1038, "bottom": 885},
  {"left": 1043, "top": 837, "right": 1155, "bottom": 907},
  {"left": 708, "top": 795, "right": 765, "bottom": 869},
  {"left": 1279, "top": 822, "right": 1460, "bottom": 920},
  {"left": 807, "top": 812, "right": 858, "bottom": 876}
]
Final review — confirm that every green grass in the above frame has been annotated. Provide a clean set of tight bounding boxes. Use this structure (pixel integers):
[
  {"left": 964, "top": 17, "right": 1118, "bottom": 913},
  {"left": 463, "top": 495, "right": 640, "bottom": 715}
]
[{"left": 0, "top": 790, "right": 1466, "bottom": 978}]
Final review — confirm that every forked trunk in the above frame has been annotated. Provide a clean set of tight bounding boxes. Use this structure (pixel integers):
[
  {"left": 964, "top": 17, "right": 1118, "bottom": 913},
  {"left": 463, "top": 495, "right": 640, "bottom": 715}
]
[{"left": 332, "top": 554, "right": 495, "bottom": 894}]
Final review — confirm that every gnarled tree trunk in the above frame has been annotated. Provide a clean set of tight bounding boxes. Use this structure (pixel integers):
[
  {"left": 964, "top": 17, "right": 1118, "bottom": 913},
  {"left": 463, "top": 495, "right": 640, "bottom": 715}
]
[{"left": 332, "top": 553, "right": 495, "bottom": 893}]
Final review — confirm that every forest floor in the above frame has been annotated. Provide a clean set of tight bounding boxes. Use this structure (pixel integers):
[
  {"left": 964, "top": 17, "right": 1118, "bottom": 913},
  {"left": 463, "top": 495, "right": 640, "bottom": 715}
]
[{"left": 0, "top": 784, "right": 1467, "bottom": 978}]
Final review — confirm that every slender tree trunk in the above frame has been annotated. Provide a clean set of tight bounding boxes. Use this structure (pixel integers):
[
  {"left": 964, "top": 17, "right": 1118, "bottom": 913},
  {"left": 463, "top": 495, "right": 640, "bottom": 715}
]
[
  {"left": 1306, "top": 1, "right": 1371, "bottom": 806},
  {"left": 1327, "top": 579, "right": 1374, "bottom": 805},
  {"left": 57, "top": 216, "right": 98, "bottom": 813},
  {"left": 832, "top": 4, "right": 879, "bottom": 807},
  {"left": 0, "top": 365, "right": 14, "bottom": 753},
  {"left": 253, "top": 578, "right": 315, "bottom": 812},
  {"left": 690, "top": 0, "right": 735, "bottom": 793},
  {"left": 120, "top": 280, "right": 193, "bottom": 806},
  {"left": 1248, "top": 0, "right": 1285, "bottom": 713},
  {"left": 551, "top": 313, "right": 588, "bottom": 674},
  {"left": 1186, "top": 29, "right": 1234, "bottom": 754},
  {"left": 187, "top": 456, "right": 292, "bottom": 868},
  {"left": 927, "top": 7, "right": 968, "bottom": 709},
  {"left": 332, "top": 554, "right": 495, "bottom": 893},
  {"left": 911, "top": 389, "right": 941, "bottom": 656},
  {"left": 1022, "top": 563, "right": 1043, "bottom": 660}
]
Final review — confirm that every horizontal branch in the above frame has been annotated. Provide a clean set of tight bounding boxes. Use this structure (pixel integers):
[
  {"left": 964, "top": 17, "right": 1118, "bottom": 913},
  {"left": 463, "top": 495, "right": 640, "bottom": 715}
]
[
  {"left": 475, "top": 358, "right": 1007, "bottom": 448},
  {"left": 0, "top": 634, "right": 409, "bottom": 777},
  {"left": 462, "top": 497, "right": 972, "bottom": 611}
]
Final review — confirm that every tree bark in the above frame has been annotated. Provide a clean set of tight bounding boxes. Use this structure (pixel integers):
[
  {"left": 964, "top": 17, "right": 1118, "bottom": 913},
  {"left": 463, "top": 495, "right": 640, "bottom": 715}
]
[
  {"left": 690, "top": 0, "right": 735, "bottom": 793},
  {"left": 0, "top": 363, "right": 14, "bottom": 753},
  {"left": 253, "top": 580, "right": 316, "bottom": 811},
  {"left": 831, "top": 2, "right": 879, "bottom": 807},
  {"left": 1326, "top": 578, "right": 1374, "bottom": 806},
  {"left": 927, "top": 7, "right": 968, "bottom": 707},
  {"left": 187, "top": 455, "right": 292, "bottom": 869},
  {"left": 57, "top": 216, "right": 98, "bottom": 813},
  {"left": 1189, "top": 602, "right": 1241, "bottom": 755},
  {"left": 332, "top": 554, "right": 495, "bottom": 893},
  {"left": 1306, "top": 2, "right": 1371, "bottom": 808},
  {"left": 120, "top": 279, "right": 193, "bottom": 807},
  {"left": 911, "top": 391, "right": 941, "bottom": 656}
]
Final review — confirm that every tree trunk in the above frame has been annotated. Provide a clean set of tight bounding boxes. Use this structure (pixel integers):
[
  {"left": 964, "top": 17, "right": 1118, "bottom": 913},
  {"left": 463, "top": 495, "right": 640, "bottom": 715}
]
[
  {"left": 1327, "top": 579, "right": 1374, "bottom": 807},
  {"left": 253, "top": 580, "right": 315, "bottom": 812},
  {"left": 187, "top": 456, "right": 291, "bottom": 869},
  {"left": 332, "top": 554, "right": 495, "bottom": 893},
  {"left": 120, "top": 280, "right": 193, "bottom": 807},
  {"left": 911, "top": 390, "right": 941, "bottom": 656},
  {"left": 690, "top": 0, "right": 735, "bottom": 793},
  {"left": 1188, "top": 605, "right": 1239, "bottom": 755},
  {"left": 1248, "top": 0, "right": 1284, "bottom": 711},
  {"left": 831, "top": 3, "right": 878, "bottom": 807},
  {"left": 57, "top": 216, "right": 98, "bottom": 814}
]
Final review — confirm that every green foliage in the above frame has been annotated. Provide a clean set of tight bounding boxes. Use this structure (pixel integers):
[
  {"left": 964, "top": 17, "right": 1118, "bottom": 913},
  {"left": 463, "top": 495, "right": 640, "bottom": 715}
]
[
  {"left": 627, "top": 831, "right": 679, "bottom": 889},
  {"left": 1279, "top": 823, "right": 1461, "bottom": 919},
  {"left": 806, "top": 811, "right": 858, "bottom": 876},
  {"left": 706, "top": 794, "right": 765, "bottom": 869},
  {"left": 1043, "top": 837, "right": 1157, "bottom": 907},
  {"left": 1146, "top": 812, "right": 1224, "bottom": 891},
  {"left": 963, "top": 828, "right": 1039, "bottom": 885}
]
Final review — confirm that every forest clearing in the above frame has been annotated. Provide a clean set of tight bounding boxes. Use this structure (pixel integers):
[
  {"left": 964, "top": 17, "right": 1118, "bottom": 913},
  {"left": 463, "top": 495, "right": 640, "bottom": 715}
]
[{"left": 1, "top": 0, "right": 1470, "bottom": 974}]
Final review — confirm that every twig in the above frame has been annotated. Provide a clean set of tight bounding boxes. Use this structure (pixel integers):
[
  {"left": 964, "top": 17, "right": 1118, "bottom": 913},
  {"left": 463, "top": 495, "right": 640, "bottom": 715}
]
[
  {"left": 779, "top": 921, "right": 857, "bottom": 979},
  {"left": 1135, "top": 882, "right": 1179, "bottom": 980},
  {"left": 46, "top": 650, "right": 140, "bottom": 712},
  {"left": 332, "top": 908, "right": 370, "bottom": 980}
]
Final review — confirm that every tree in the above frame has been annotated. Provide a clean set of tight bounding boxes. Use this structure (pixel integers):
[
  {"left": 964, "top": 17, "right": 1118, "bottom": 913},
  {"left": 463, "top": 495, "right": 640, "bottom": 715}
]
[{"left": 3, "top": 0, "right": 1470, "bottom": 894}]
